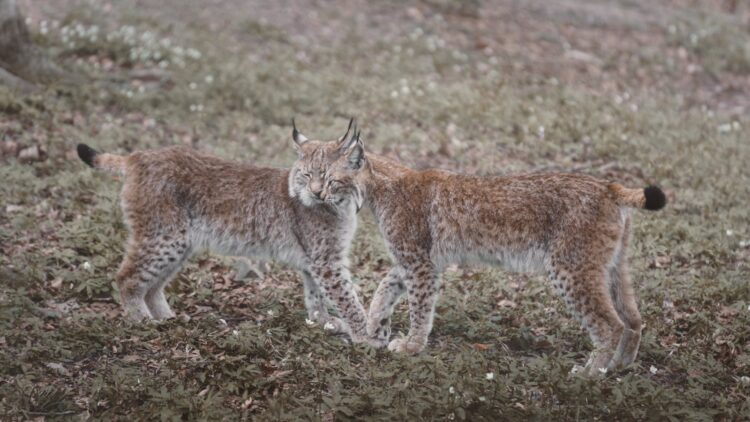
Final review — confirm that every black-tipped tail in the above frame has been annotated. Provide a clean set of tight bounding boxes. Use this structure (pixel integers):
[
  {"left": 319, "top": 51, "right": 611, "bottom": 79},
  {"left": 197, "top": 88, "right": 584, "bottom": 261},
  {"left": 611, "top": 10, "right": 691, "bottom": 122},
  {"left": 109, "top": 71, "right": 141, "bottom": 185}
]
[
  {"left": 643, "top": 185, "right": 666, "bottom": 211},
  {"left": 77, "top": 144, "right": 98, "bottom": 167}
]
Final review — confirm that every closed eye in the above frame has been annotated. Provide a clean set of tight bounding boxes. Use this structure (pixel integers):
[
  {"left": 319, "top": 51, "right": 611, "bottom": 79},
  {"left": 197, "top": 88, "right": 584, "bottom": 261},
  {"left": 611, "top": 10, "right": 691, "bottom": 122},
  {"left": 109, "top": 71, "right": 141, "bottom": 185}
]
[
  {"left": 301, "top": 172, "right": 311, "bottom": 179},
  {"left": 327, "top": 180, "right": 343, "bottom": 188}
]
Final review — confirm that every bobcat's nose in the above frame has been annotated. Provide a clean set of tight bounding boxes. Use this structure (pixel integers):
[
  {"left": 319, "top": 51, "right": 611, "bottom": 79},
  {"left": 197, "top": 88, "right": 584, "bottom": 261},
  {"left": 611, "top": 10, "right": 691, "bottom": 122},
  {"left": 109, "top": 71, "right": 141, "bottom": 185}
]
[{"left": 310, "top": 189, "right": 323, "bottom": 200}]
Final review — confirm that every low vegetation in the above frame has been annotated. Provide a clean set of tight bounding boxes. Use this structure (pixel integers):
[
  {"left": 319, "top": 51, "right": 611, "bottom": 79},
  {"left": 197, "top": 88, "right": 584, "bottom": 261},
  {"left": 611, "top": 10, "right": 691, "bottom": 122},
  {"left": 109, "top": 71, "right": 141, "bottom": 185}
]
[{"left": 1, "top": 0, "right": 748, "bottom": 419}]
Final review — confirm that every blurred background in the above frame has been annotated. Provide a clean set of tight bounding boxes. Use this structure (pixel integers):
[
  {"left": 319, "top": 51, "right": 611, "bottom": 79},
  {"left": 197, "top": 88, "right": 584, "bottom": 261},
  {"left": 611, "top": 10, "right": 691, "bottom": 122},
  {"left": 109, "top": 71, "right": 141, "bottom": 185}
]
[{"left": 1, "top": 0, "right": 749, "bottom": 419}]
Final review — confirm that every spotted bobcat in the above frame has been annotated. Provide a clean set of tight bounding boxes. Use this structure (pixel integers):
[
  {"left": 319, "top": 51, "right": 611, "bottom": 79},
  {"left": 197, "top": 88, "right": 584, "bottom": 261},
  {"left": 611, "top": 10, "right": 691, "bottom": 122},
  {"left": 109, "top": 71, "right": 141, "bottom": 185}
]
[
  {"left": 303, "top": 123, "right": 666, "bottom": 374},
  {"left": 76, "top": 121, "right": 374, "bottom": 344}
]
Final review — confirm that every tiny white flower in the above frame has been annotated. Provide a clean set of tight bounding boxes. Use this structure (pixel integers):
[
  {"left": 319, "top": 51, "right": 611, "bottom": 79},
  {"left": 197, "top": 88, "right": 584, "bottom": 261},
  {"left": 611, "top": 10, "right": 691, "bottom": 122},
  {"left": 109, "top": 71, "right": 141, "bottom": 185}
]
[
  {"left": 485, "top": 372, "right": 494, "bottom": 380},
  {"left": 82, "top": 261, "right": 92, "bottom": 271},
  {"left": 726, "top": 229, "right": 735, "bottom": 236},
  {"left": 718, "top": 123, "right": 732, "bottom": 133},
  {"left": 186, "top": 48, "right": 202, "bottom": 59},
  {"left": 231, "top": 329, "right": 239, "bottom": 336},
  {"left": 312, "top": 311, "right": 319, "bottom": 319},
  {"left": 205, "top": 75, "right": 214, "bottom": 84},
  {"left": 218, "top": 318, "right": 227, "bottom": 326},
  {"left": 478, "top": 396, "right": 486, "bottom": 402},
  {"left": 390, "top": 90, "right": 399, "bottom": 98},
  {"left": 266, "top": 329, "right": 272, "bottom": 335},
  {"left": 305, "top": 318, "right": 315, "bottom": 326},
  {"left": 323, "top": 322, "right": 336, "bottom": 331},
  {"left": 448, "top": 386, "right": 455, "bottom": 394},
  {"left": 740, "top": 376, "right": 750, "bottom": 385},
  {"left": 598, "top": 367, "right": 608, "bottom": 375},
  {"left": 570, "top": 365, "right": 583, "bottom": 374},
  {"left": 649, "top": 365, "right": 658, "bottom": 374},
  {"left": 189, "top": 82, "right": 197, "bottom": 90},
  {"left": 158, "top": 60, "right": 169, "bottom": 68},
  {"left": 267, "top": 309, "right": 274, "bottom": 316}
]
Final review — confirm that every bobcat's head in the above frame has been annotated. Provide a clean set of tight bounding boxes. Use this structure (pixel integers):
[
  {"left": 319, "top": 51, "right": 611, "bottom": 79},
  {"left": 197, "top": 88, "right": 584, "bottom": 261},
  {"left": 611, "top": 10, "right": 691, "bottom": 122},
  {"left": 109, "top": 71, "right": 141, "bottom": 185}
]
[{"left": 289, "top": 119, "right": 365, "bottom": 212}]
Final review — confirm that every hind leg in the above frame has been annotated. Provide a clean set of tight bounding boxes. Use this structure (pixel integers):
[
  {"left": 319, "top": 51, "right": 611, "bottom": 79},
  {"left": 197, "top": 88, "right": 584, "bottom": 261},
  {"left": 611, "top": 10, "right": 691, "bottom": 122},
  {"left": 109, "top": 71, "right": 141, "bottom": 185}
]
[
  {"left": 143, "top": 231, "right": 191, "bottom": 320},
  {"left": 607, "top": 226, "right": 642, "bottom": 369},
  {"left": 550, "top": 251, "right": 625, "bottom": 375},
  {"left": 116, "top": 251, "right": 154, "bottom": 321},
  {"left": 117, "top": 232, "right": 189, "bottom": 321}
]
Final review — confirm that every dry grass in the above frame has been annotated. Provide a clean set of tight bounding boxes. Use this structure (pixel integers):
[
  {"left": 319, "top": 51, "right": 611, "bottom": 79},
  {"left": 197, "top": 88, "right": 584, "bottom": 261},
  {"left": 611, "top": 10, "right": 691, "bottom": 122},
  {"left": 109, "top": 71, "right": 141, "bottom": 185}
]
[{"left": 1, "top": 0, "right": 749, "bottom": 419}]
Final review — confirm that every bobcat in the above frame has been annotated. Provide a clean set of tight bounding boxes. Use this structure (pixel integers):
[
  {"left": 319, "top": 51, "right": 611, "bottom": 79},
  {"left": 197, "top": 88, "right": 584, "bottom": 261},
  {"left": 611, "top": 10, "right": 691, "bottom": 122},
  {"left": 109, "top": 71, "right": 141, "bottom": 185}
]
[
  {"left": 304, "top": 124, "right": 666, "bottom": 375},
  {"left": 76, "top": 120, "right": 374, "bottom": 344}
]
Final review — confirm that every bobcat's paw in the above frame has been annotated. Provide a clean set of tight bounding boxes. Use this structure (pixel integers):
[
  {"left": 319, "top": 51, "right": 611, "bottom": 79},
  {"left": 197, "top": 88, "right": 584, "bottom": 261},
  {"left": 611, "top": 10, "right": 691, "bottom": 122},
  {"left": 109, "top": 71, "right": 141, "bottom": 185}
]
[
  {"left": 582, "top": 348, "right": 616, "bottom": 377},
  {"left": 387, "top": 336, "right": 426, "bottom": 355},
  {"left": 367, "top": 316, "right": 392, "bottom": 342},
  {"left": 350, "top": 335, "right": 389, "bottom": 349},
  {"left": 321, "top": 317, "right": 350, "bottom": 336}
]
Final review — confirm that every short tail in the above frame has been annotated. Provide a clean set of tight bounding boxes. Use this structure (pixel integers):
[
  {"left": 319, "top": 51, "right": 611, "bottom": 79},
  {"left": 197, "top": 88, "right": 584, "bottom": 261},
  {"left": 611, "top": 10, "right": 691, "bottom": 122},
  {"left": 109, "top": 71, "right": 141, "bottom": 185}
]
[
  {"left": 77, "top": 144, "right": 126, "bottom": 173},
  {"left": 608, "top": 183, "right": 666, "bottom": 211}
]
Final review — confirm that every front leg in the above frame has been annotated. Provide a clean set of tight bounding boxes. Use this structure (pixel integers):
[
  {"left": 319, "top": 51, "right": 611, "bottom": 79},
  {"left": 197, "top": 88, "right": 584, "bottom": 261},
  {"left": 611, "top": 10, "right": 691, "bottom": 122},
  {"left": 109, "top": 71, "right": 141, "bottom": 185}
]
[
  {"left": 301, "top": 270, "right": 347, "bottom": 335},
  {"left": 308, "top": 262, "right": 371, "bottom": 345},
  {"left": 366, "top": 266, "right": 406, "bottom": 346},
  {"left": 388, "top": 263, "right": 440, "bottom": 355}
]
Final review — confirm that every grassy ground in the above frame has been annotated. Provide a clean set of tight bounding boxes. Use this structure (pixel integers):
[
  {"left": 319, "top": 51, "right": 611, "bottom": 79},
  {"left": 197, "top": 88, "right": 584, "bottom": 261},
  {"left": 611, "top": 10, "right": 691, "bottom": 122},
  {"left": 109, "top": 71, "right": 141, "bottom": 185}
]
[{"left": 1, "top": 0, "right": 749, "bottom": 419}]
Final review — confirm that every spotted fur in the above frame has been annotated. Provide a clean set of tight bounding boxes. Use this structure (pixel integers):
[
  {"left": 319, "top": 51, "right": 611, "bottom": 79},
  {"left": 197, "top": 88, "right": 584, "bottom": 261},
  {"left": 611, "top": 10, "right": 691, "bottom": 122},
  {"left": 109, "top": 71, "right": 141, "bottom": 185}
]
[
  {"left": 303, "top": 130, "right": 666, "bottom": 374},
  {"left": 76, "top": 122, "right": 375, "bottom": 345}
]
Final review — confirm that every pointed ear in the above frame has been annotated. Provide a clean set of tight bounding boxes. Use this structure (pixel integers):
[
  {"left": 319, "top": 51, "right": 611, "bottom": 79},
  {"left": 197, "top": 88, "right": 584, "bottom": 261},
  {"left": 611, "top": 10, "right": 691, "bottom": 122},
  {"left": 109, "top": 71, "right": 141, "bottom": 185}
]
[
  {"left": 347, "top": 131, "right": 365, "bottom": 170},
  {"left": 338, "top": 118, "right": 358, "bottom": 150},
  {"left": 337, "top": 117, "right": 355, "bottom": 145},
  {"left": 292, "top": 118, "right": 308, "bottom": 148}
]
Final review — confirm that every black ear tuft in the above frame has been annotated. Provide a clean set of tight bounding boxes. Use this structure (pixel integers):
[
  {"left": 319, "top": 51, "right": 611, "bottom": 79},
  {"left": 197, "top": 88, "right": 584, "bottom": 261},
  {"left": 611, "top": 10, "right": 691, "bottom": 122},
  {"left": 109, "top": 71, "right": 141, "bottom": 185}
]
[
  {"left": 292, "top": 118, "right": 308, "bottom": 145},
  {"left": 77, "top": 143, "right": 98, "bottom": 167},
  {"left": 643, "top": 185, "right": 666, "bottom": 211}
]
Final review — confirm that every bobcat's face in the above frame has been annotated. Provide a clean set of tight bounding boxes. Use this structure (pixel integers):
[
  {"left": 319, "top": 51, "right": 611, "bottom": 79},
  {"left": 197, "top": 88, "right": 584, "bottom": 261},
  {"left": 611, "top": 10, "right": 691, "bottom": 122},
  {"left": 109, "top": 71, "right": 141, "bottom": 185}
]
[{"left": 289, "top": 120, "right": 365, "bottom": 211}]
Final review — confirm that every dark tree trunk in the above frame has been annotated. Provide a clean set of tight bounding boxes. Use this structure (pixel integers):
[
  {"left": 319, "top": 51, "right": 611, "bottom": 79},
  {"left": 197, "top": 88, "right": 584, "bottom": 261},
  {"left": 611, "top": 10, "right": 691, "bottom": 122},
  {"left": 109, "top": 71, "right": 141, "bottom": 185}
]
[{"left": 0, "top": 0, "right": 70, "bottom": 91}]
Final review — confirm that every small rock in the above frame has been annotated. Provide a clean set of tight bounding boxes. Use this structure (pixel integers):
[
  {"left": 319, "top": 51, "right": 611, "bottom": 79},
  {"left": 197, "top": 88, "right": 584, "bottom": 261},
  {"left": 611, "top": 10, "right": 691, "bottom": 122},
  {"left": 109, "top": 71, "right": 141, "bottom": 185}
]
[
  {"left": 5, "top": 204, "right": 23, "bottom": 213},
  {"left": 50, "top": 277, "right": 63, "bottom": 289},
  {"left": 498, "top": 299, "right": 517, "bottom": 308},
  {"left": 18, "top": 145, "right": 47, "bottom": 163},
  {"left": 1, "top": 141, "right": 19, "bottom": 157},
  {"left": 45, "top": 362, "right": 70, "bottom": 376}
]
